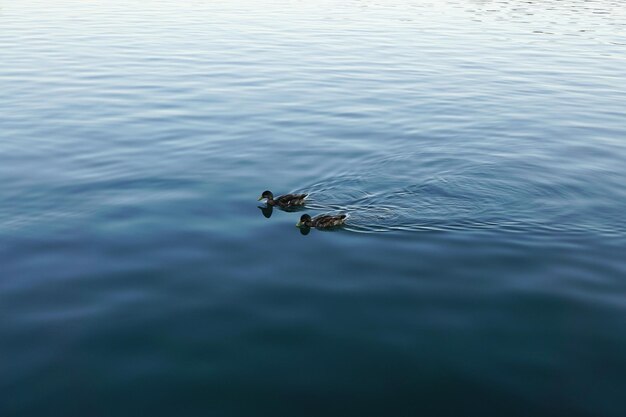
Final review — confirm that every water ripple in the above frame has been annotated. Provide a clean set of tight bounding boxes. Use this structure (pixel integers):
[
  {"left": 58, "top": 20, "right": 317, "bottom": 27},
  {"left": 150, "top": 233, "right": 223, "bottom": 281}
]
[{"left": 297, "top": 149, "right": 626, "bottom": 236}]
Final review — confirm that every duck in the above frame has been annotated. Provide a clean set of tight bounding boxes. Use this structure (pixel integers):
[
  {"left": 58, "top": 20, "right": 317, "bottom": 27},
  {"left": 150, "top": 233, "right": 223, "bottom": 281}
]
[
  {"left": 258, "top": 190, "right": 307, "bottom": 208},
  {"left": 296, "top": 213, "right": 347, "bottom": 229}
]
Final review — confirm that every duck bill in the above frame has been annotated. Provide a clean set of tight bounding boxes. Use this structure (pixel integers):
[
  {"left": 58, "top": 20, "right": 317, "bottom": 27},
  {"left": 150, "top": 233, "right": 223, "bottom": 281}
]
[
  {"left": 295, "top": 221, "right": 302, "bottom": 227},
  {"left": 257, "top": 196, "right": 264, "bottom": 201}
]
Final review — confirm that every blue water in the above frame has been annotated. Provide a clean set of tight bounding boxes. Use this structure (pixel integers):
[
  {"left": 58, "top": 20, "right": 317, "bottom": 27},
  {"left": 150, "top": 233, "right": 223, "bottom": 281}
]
[{"left": 1, "top": 1, "right": 626, "bottom": 415}]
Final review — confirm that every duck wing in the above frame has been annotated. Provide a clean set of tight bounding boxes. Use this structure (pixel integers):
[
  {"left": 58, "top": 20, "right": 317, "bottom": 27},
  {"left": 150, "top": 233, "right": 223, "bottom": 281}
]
[
  {"left": 313, "top": 214, "right": 346, "bottom": 228},
  {"left": 275, "top": 193, "right": 308, "bottom": 207}
]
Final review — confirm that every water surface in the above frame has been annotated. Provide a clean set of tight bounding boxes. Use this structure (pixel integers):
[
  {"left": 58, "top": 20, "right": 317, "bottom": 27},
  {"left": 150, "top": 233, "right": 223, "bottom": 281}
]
[{"left": 1, "top": 1, "right": 626, "bottom": 416}]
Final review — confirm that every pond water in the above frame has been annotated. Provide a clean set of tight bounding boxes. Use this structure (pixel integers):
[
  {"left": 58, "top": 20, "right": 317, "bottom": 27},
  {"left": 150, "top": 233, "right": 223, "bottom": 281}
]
[{"left": 1, "top": 1, "right": 625, "bottom": 416}]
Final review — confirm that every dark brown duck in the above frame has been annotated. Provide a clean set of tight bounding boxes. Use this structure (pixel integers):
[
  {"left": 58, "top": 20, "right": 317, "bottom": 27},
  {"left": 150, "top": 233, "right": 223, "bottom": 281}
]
[
  {"left": 296, "top": 213, "right": 347, "bottom": 229},
  {"left": 258, "top": 190, "right": 307, "bottom": 208}
]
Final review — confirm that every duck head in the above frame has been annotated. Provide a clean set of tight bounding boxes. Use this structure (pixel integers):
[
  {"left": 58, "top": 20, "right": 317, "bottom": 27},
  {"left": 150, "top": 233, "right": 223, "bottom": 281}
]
[
  {"left": 258, "top": 190, "right": 274, "bottom": 202},
  {"left": 296, "top": 214, "right": 312, "bottom": 227}
]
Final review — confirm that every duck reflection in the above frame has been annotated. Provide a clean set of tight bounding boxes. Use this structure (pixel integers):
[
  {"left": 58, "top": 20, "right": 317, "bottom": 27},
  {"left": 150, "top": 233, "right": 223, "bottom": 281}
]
[
  {"left": 258, "top": 204, "right": 306, "bottom": 219},
  {"left": 258, "top": 204, "right": 273, "bottom": 218}
]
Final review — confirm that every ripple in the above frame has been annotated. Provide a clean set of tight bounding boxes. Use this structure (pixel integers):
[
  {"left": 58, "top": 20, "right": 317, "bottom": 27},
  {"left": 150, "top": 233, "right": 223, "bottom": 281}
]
[{"left": 296, "top": 150, "right": 626, "bottom": 237}]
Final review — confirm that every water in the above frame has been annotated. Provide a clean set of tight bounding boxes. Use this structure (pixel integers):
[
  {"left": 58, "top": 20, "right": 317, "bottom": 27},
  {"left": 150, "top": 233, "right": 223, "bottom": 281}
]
[{"left": 1, "top": 0, "right": 626, "bottom": 415}]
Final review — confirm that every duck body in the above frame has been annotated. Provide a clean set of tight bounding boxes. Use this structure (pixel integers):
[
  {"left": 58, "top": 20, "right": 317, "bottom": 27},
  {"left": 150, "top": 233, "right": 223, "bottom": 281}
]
[
  {"left": 297, "top": 213, "right": 347, "bottom": 229},
  {"left": 259, "top": 190, "right": 307, "bottom": 208},
  {"left": 271, "top": 193, "right": 308, "bottom": 208}
]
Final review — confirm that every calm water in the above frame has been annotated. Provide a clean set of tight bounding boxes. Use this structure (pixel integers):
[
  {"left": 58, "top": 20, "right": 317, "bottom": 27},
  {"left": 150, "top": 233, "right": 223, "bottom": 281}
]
[{"left": 1, "top": 0, "right": 626, "bottom": 415}]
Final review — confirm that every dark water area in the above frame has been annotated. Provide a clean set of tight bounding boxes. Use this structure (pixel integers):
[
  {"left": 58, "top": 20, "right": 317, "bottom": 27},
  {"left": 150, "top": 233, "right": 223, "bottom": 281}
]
[{"left": 1, "top": 1, "right": 626, "bottom": 416}]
